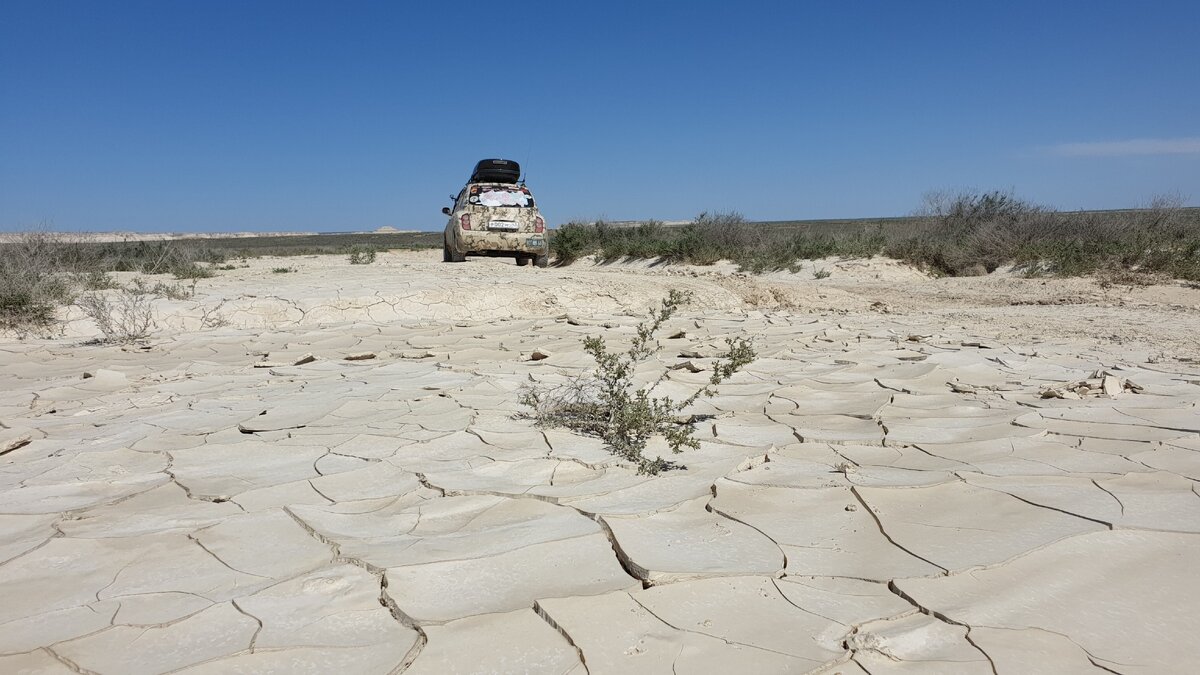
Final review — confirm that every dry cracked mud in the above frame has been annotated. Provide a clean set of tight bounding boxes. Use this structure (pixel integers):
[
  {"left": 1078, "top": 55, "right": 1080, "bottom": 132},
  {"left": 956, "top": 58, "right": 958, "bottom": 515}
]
[{"left": 2, "top": 250, "right": 1199, "bottom": 674}]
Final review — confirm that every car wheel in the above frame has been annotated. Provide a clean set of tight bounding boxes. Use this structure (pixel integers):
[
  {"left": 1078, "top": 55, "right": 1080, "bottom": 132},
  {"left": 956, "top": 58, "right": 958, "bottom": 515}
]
[
  {"left": 515, "top": 255, "right": 530, "bottom": 267},
  {"left": 444, "top": 237, "right": 466, "bottom": 263},
  {"left": 533, "top": 254, "right": 549, "bottom": 268}
]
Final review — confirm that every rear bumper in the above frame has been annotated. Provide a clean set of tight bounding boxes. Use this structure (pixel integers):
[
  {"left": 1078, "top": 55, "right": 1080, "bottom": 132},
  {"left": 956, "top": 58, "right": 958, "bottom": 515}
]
[{"left": 455, "top": 229, "right": 548, "bottom": 255}]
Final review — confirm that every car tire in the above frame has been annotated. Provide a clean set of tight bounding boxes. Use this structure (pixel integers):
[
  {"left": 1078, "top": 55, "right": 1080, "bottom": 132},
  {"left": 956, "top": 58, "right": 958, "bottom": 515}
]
[
  {"left": 515, "top": 255, "right": 531, "bottom": 267},
  {"left": 533, "top": 254, "right": 549, "bottom": 268},
  {"left": 443, "top": 238, "right": 466, "bottom": 263}
]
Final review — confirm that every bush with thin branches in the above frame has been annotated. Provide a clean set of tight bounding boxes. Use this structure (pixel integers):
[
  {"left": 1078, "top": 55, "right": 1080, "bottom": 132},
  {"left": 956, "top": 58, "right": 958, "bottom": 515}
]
[
  {"left": 0, "top": 230, "right": 73, "bottom": 335},
  {"left": 76, "top": 289, "right": 157, "bottom": 344},
  {"left": 520, "top": 290, "right": 756, "bottom": 474}
]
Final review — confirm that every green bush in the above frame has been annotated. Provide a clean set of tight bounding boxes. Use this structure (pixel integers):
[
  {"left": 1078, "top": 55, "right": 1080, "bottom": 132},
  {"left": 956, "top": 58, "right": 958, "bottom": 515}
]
[
  {"left": 549, "top": 197, "right": 1200, "bottom": 281},
  {"left": 520, "top": 290, "right": 756, "bottom": 474},
  {"left": 0, "top": 231, "right": 73, "bottom": 334},
  {"left": 347, "top": 246, "right": 378, "bottom": 264},
  {"left": 550, "top": 221, "right": 603, "bottom": 264}
]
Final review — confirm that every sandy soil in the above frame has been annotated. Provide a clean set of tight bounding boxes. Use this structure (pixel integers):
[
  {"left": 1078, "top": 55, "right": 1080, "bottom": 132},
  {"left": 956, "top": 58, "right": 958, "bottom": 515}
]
[{"left": 2, "top": 249, "right": 1198, "bottom": 673}]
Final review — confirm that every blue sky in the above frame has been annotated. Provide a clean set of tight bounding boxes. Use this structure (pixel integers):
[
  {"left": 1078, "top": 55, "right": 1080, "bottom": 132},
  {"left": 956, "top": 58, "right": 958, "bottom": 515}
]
[{"left": 2, "top": 1, "right": 1198, "bottom": 232}]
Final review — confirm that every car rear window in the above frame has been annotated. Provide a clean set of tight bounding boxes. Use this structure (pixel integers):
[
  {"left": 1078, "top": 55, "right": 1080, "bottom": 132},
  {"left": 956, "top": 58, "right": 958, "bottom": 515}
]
[{"left": 469, "top": 186, "right": 535, "bottom": 208}]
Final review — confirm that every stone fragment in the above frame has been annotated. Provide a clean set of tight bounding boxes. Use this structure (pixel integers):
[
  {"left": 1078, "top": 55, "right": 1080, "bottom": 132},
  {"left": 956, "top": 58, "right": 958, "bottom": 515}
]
[
  {"left": 398, "top": 349, "right": 437, "bottom": 359},
  {"left": 1102, "top": 374, "right": 1122, "bottom": 397},
  {"left": 253, "top": 352, "right": 317, "bottom": 367},
  {"left": 0, "top": 430, "right": 32, "bottom": 455}
]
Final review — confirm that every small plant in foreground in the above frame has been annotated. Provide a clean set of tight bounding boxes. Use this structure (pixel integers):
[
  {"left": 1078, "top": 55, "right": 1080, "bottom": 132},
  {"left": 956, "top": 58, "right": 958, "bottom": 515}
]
[
  {"left": 347, "top": 246, "right": 378, "bottom": 264},
  {"left": 520, "top": 289, "right": 756, "bottom": 474},
  {"left": 271, "top": 267, "right": 295, "bottom": 274},
  {"left": 813, "top": 267, "right": 831, "bottom": 279}
]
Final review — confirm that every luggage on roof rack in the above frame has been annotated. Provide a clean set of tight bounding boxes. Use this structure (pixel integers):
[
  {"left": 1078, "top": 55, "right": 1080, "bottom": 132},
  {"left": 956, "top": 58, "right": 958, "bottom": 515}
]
[{"left": 470, "top": 158, "right": 521, "bottom": 184}]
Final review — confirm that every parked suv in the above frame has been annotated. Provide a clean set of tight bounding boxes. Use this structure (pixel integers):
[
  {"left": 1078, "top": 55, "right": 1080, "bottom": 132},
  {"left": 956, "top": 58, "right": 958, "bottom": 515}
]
[{"left": 442, "top": 159, "right": 549, "bottom": 266}]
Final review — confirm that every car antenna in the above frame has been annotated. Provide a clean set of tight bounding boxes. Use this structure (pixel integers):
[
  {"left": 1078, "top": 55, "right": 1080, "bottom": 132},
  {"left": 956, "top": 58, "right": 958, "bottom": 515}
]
[{"left": 521, "top": 138, "right": 532, "bottom": 186}]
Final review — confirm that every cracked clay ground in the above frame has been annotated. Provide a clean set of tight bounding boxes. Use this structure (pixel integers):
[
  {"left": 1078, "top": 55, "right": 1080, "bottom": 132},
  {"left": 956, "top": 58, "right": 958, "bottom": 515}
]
[{"left": 2, "top": 250, "right": 1199, "bottom": 674}]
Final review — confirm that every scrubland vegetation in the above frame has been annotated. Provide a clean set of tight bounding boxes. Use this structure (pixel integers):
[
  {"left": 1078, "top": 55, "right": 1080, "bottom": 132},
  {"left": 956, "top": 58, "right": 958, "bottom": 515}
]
[
  {"left": 3, "top": 192, "right": 1197, "bottom": 336},
  {"left": 0, "top": 232, "right": 438, "bottom": 335},
  {"left": 552, "top": 191, "right": 1200, "bottom": 280}
]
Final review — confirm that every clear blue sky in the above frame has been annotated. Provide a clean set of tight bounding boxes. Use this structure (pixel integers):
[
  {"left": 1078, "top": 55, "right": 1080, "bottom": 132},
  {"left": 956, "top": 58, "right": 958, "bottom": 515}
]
[{"left": 2, "top": 1, "right": 1198, "bottom": 232}]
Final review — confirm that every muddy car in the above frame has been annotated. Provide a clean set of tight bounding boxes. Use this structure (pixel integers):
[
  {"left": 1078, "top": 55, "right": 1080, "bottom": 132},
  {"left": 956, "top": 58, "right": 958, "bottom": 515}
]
[{"left": 442, "top": 159, "right": 549, "bottom": 267}]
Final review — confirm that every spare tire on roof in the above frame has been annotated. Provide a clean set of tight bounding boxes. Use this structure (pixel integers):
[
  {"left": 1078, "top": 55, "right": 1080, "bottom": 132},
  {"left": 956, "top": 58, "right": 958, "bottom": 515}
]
[{"left": 470, "top": 158, "right": 521, "bottom": 184}]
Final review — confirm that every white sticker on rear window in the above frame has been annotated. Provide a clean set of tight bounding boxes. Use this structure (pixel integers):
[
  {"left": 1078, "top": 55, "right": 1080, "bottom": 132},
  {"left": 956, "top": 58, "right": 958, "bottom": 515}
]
[{"left": 478, "top": 190, "right": 531, "bottom": 207}]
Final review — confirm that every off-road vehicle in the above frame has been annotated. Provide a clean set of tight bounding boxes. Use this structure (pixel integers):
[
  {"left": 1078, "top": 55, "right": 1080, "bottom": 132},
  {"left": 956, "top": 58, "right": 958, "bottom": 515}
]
[{"left": 442, "top": 159, "right": 549, "bottom": 266}]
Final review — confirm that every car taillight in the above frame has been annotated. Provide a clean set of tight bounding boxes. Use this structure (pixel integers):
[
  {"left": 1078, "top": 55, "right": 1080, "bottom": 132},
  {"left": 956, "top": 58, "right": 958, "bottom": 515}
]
[
  {"left": 460, "top": 214, "right": 471, "bottom": 230},
  {"left": 534, "top": 217, "right": 544, "bottom": 233}
]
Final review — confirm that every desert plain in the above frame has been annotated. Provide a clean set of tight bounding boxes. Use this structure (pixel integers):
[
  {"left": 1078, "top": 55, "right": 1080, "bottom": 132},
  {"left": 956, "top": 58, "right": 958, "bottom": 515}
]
[{"left": 2, "top": 249, "right": 1199, "bottom": 674}]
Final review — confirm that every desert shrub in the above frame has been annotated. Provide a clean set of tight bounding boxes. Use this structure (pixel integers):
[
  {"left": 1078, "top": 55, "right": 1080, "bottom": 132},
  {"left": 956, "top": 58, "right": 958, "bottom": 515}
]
[
  {"left": 551, "top": 211, "right": 891, "bottom": 271},
  {"left": 551, "top": 221, "right": 604, "bottom": 264},
  {"left": 90, "top": 240, "right": 218, "bottom": 278},
  {"left": 547, "top": 197, "right": 1199, "bottom": 280},
  {"left": 0, "top": 280, "right": 60, "bottom": 334},
  {"left": 894, "top": 190, "right": 1056, "bottom": 275},
  {"left": 126, "top": 277, "right": 196, "bottom": 300},
  {"left": 77, "top": 289, "right": 156, "bottom": 344},
  {"left": 0, "top": 230, "right": 74, "bottom": 334},
  {"left": 520, "top": 290, "right": 755, "bottom": 474},
  {"left": 347, "top": 246, "right": 378, "bottom": 264},
  {"left": 813, "top": 267, "right": 831, "bottom": 279},
  {"left": 271, "top": 267, "right": 294, "bottom": 274},
  {"left": 893, "top": 190, "right": 1200, "bottom": 279},
  {"left": 74, "top": 270, "right": 119, "bottom": 290}
]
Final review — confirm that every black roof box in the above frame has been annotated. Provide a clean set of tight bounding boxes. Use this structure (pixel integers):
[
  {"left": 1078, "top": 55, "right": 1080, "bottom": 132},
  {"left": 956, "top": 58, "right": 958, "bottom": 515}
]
[{"left": 470, "top": 158, "right": 521, "bottom": 184}]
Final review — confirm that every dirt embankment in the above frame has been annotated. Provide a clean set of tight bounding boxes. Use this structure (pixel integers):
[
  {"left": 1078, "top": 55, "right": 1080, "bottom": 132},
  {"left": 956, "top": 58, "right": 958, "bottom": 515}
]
[{"left": 19, "top": 248, "right": 1200, "bottom": 356}]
